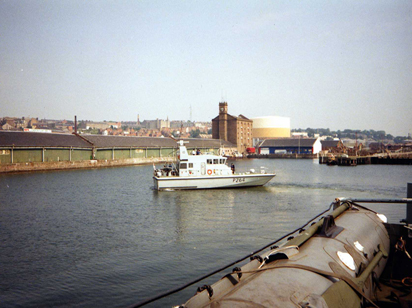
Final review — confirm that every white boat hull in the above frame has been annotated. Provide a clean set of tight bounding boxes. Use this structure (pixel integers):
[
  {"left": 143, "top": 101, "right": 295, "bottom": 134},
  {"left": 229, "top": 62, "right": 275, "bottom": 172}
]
[{"left": 153, "top": 174, "right": 275, "bottom": 190}]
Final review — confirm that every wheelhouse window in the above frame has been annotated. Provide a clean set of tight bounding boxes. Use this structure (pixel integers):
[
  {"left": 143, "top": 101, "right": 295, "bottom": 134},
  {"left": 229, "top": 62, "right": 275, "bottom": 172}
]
[
  {"left": 213, "top": 159, "right": 219, "bottom": 164},
  {"left": 180, "top": 163, "right": 187, "bottom": 169},
  {"left": 220, "top": 159, "right": 225, "bottom": 164},
  {"left": 189, "top": 163, "right": 193, "bottom": 168},
  {"left": 207, "top": 159, "right": 212, "bottom": 164}
]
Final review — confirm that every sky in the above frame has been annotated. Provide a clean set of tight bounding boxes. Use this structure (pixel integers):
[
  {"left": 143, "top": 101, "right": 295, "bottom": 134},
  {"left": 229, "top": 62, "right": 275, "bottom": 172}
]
[{"left": 1, "top": 1, "right": 411, "bottom": 136}]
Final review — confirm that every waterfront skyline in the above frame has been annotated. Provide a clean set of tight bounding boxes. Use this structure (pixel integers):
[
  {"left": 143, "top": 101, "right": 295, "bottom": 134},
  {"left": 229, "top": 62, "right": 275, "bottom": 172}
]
[{"left": 1, "top": 1, "right": 411, "bottom": 136}]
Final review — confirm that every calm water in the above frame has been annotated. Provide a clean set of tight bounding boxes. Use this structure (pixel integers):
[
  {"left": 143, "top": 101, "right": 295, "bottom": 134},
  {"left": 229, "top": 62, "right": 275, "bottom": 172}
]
[{"left": 0, "top": 159, "right": 410, "bottom": 307}]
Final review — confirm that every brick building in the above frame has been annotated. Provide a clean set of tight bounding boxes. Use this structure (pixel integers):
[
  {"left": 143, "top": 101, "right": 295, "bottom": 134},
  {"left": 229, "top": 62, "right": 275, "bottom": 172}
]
[{"left": 212, "top": 102, "right": 253, "bottom": 154}]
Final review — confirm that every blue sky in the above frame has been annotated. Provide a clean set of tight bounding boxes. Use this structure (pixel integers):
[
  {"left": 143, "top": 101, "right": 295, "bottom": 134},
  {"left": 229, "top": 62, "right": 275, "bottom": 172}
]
[{"left": 1, "top": 1, "right": 411, "bottom": 136}]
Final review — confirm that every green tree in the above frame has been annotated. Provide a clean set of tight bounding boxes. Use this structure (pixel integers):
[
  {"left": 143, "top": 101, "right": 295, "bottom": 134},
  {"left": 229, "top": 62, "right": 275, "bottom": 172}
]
[{"left": 190, "top": 129, "right": 200, "bottom": 138}]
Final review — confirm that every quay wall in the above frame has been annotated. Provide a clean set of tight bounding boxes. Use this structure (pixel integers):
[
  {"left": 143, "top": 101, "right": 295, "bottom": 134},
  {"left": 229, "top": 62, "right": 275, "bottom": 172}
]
[
  {"left": 371, "top": 157, "right": 412, "bottom": 165},
  {"left": 319, "top": 155, "right": 412, "bottom": 165},
  {"left": 248, "top": 153, "right": 317, "bottom": 159},
  {"left": 0, "top": 157, "right": 176, "bottom": 173}
]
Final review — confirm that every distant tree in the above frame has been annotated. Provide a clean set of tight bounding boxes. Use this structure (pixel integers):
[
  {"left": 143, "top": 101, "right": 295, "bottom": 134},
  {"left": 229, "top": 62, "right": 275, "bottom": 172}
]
[
  {"left": 394, "top": 136, "right": 408, "bottom": 144},
  {"left": 290, "top": 127, "right": 403, "bottom": 141},
  {"left": 306, "top": 128, "right": 315, "bottom": 137},
  {"left": 190, "top": 129, "right": 200, "bottom": 138},
  {"left": 207, "top": 128, "right": 212, "bottom": 134},
  {"left": 376, "top": 130, "right": 386, "bottom": 139}
]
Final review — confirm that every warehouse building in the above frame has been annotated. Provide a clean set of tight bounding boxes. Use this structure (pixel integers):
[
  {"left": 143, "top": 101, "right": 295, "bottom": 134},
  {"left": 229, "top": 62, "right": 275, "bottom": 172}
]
[
  {"left": 0, "top": 131, "right": 234, "bottom": 169},
  {"left": 258, "top": 138, "right": 322, "bottom": 154},
  {"left": 0, "top": 131, "right": 93, "bottom": 164}
]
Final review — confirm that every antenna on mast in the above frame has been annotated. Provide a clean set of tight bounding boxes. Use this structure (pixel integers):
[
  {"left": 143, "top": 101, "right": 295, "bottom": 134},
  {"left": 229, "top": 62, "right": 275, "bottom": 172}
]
[{"left": 221, "top": 89, "right": 226, "bottom": 102}]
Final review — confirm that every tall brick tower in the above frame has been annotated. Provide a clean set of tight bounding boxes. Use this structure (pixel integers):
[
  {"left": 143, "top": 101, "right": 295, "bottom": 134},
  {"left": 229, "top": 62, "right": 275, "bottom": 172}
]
[{"left": 218, "top": 102, "right": 228, "bottom": 141}]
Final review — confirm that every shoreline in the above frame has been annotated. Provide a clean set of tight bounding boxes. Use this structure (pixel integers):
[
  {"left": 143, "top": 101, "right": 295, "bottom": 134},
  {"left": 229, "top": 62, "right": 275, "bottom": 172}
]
[
  {"left": 0, "top": 157, "right": 175, "bottom": 174},
  {"left": 2, "top": 155, "right": 411, "bottom": 174}
]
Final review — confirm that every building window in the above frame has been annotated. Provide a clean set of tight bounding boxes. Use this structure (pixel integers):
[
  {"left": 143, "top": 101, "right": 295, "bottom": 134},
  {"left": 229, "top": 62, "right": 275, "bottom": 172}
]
[{"left": 180, "top": 163, "right": 187, "bottom": 169}]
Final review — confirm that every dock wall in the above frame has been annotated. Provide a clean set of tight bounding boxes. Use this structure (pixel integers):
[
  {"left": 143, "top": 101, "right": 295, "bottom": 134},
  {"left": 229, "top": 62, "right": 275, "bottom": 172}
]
[
  {"left": 370, "top": 157, "right": 412, "bottom": 165},
  {"left": 248, "top": 154, "right": 317, "bottom": 159},
  {"left": 319, "top": 155, "right": 412, "bottom": 165},
  {"left": 0, "top": 157, "right": 175, "bottom": 173}
]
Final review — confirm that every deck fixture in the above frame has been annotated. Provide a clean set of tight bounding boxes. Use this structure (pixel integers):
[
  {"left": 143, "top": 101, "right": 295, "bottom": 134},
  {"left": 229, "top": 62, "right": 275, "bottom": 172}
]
[
  {"left": 337, "top": 251, "right": 356, "bottom": 271},
  {"left": 354, "top": 241, "right": 364, "bottom": 253},
  {"left": 376, "top": 213, "right": 388, "bottom": 223}
]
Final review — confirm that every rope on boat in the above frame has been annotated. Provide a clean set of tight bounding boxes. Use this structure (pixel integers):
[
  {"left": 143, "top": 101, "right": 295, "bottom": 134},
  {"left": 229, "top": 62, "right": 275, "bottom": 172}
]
[
  {"left": 234, "top": 263, "right": 380, "bottom": 308},
  {"left": 127, "top": 202, "right": 336, "bottom": 308}
]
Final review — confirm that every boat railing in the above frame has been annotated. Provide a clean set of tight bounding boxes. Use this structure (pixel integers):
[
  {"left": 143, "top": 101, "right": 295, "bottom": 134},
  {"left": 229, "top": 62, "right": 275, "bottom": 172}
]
[{"left": 335, "top": 189, "right": 412, "bottom": 225}]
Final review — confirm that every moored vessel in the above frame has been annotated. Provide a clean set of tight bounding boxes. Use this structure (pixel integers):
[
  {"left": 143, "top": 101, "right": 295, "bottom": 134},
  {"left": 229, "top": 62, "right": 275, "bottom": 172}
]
[{"left": 153, "top": 141, "right": 275, "bottom": 190}]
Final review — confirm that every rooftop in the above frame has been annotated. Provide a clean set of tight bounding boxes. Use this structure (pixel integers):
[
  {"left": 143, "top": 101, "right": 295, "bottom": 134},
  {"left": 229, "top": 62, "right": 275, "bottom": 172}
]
[
  {"left": 0, "top": 131, "right": 235, "bottom": 149},
  {"left": 0, "top": 131, "right": 92, "bottom": 148},
  {"left": 260, "top": 138, "right": 319, "bottom": 147}
]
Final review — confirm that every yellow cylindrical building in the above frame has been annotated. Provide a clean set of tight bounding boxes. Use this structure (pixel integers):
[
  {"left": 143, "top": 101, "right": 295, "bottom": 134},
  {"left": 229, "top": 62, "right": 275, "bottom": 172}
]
[{"left": 252, "top": 116, "right": 291, "bottom": 139}]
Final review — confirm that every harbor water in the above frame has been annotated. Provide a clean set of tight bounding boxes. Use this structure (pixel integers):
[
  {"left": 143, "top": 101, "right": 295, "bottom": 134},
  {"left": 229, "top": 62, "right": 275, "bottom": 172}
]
[{"left": 0, "top": 159, "right": 411, "bottom": 307}]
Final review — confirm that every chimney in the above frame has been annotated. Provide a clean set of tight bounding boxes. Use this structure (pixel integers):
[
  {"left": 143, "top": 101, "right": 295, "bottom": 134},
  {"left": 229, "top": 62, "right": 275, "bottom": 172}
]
[{"left": 74, "top": 115, "right": 77, "bottom": 134}]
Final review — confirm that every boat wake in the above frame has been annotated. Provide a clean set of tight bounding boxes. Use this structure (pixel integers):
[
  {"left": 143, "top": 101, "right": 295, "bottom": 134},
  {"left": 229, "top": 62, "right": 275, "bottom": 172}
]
[{"left": 267, "top": 182, "right": 405, "bottom": 196}]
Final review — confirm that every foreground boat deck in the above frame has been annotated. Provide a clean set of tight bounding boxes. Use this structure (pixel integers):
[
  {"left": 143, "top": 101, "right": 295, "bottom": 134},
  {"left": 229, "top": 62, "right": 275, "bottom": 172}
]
[
  {"left": 129, "top": 187, "right": 412, "bottom": 308},
  {"left": 375, "top": 223, "right": 412, "bottom": 307}
]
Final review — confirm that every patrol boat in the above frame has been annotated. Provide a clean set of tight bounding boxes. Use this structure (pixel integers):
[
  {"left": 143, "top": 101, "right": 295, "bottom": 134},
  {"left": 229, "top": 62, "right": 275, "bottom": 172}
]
[{"left": 153, "top": 141, "right": 275, "bottom": 190}]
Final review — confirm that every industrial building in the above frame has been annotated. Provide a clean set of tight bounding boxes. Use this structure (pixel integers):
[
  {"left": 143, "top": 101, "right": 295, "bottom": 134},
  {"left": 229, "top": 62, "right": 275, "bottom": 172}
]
[
  {"left": 211, "top": 102, "right": 253, "bottom": 155},
  {"left": 258, "top": 138, "right": 322, "bottom": 154},
  {"left": 251, "top": 116, "right": 291, "bottom": 141},
  {"left": 0, "top": 131, "right": 234, "bottom": 172},
  {"left": 140, "top": 118, "right": 170, "bottom": 129},
  {"left": 320, "top": 140, "right": 344, "bottom": 151}
]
